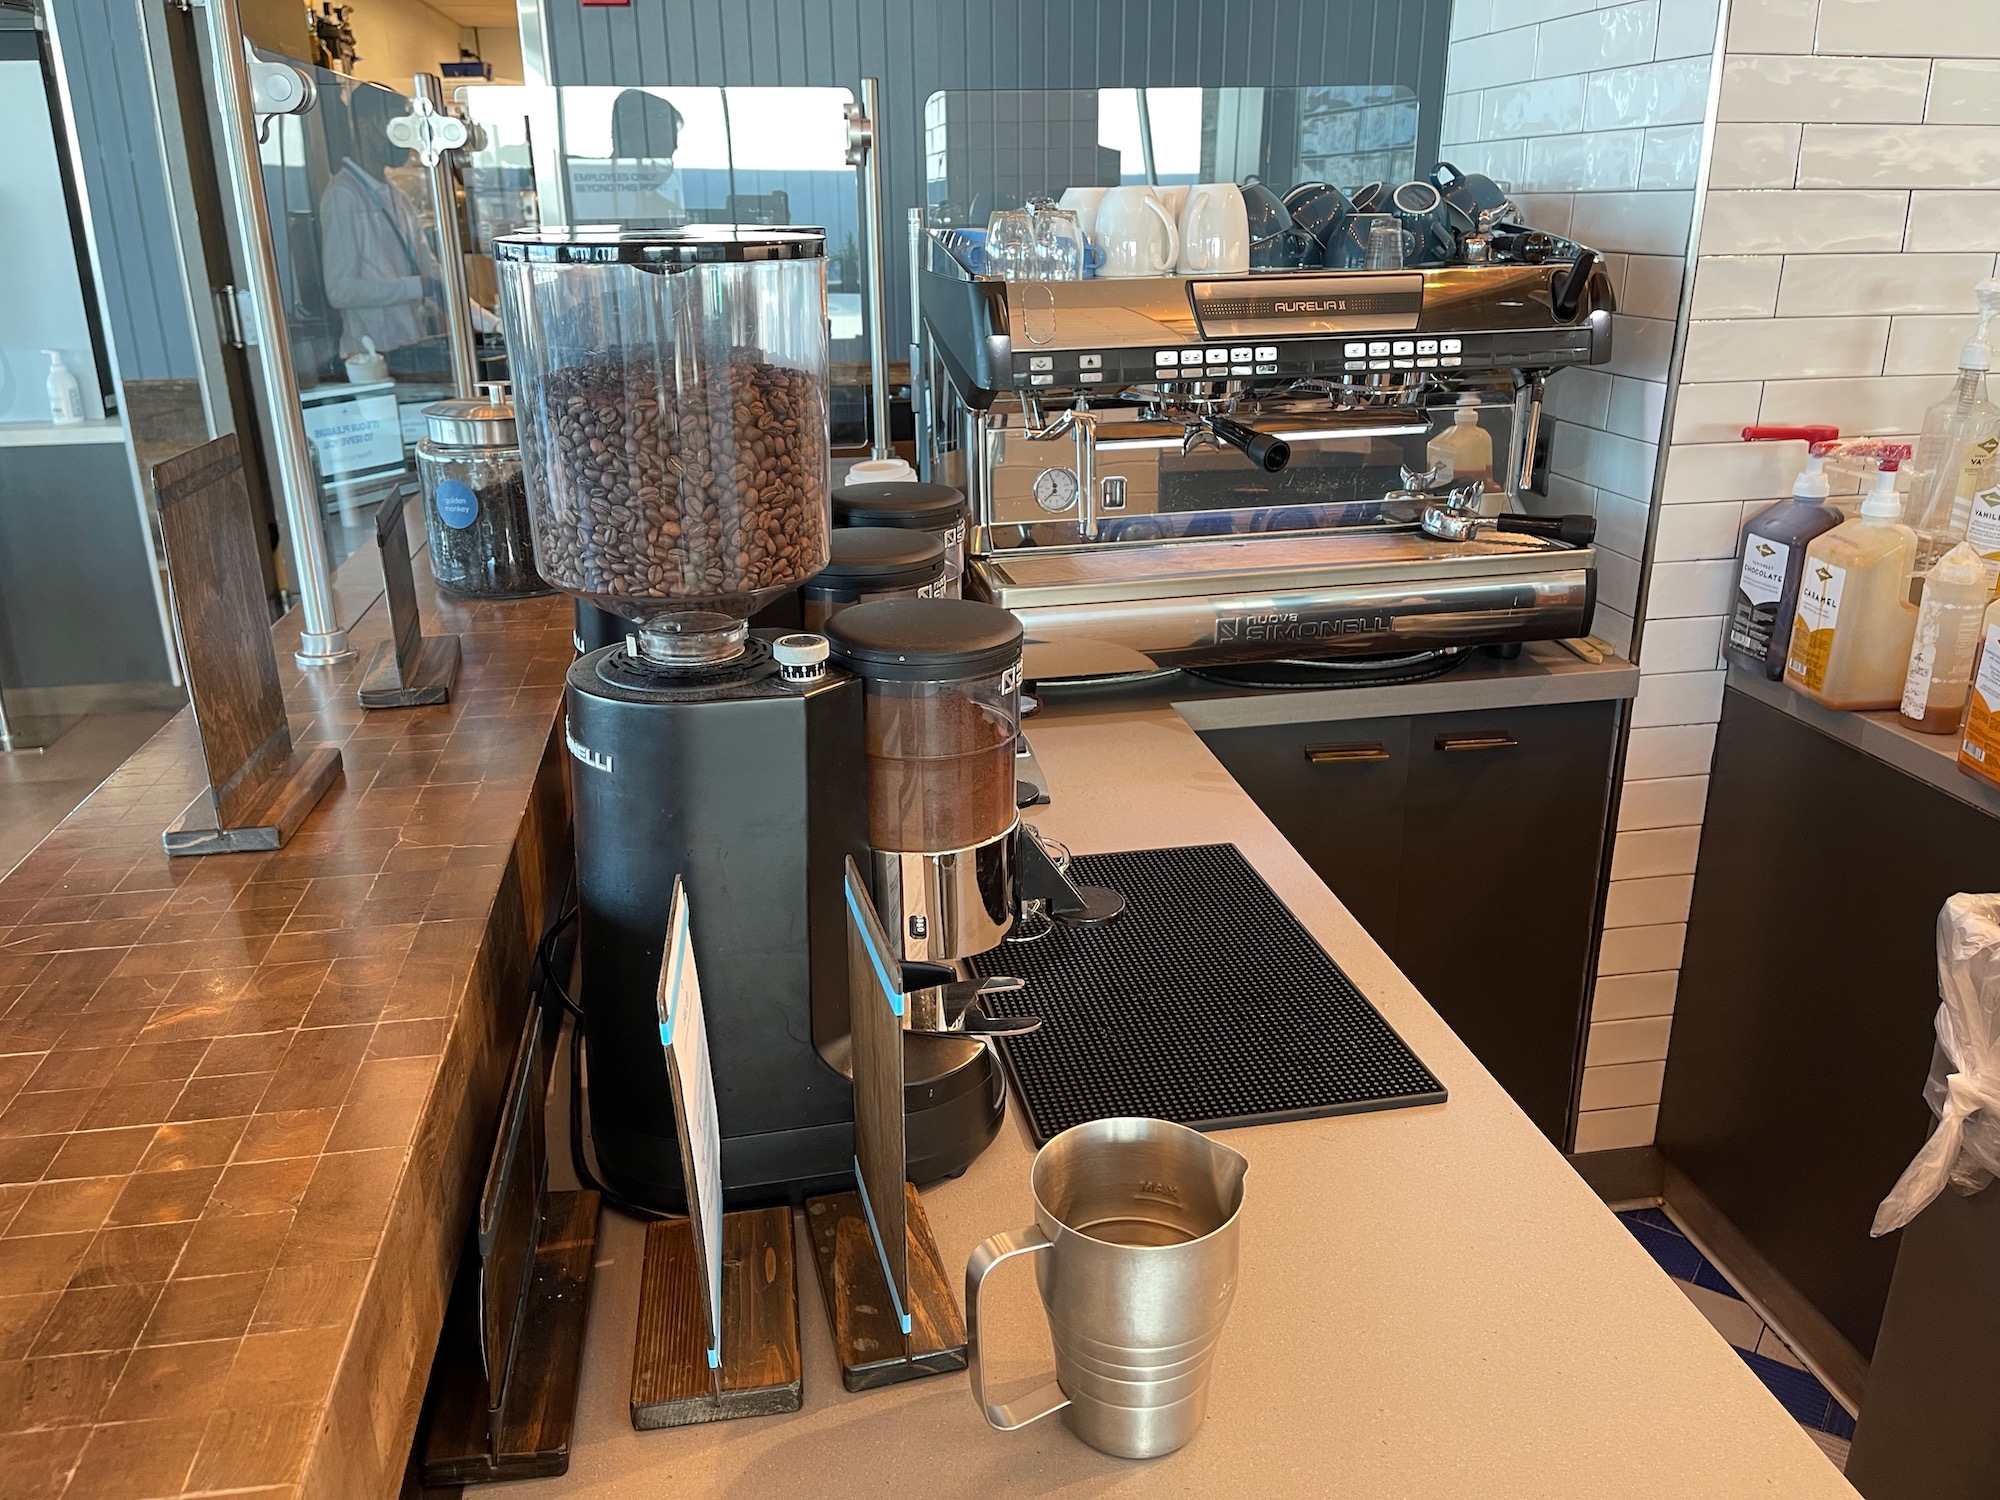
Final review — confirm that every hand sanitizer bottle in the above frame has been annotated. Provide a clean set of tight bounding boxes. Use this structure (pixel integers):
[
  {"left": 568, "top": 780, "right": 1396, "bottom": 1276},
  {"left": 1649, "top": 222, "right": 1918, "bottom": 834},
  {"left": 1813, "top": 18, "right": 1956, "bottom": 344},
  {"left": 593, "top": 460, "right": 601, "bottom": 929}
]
[{"left": 44, "top": 350, "right": 84, "bottom": 425}]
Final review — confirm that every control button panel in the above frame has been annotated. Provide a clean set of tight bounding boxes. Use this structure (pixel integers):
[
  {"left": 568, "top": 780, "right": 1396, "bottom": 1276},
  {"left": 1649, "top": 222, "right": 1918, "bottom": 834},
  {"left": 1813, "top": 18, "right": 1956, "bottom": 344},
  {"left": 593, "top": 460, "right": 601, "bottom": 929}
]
[{"left": 1012, "top": 325, "right": 1598, "bottom": 388}]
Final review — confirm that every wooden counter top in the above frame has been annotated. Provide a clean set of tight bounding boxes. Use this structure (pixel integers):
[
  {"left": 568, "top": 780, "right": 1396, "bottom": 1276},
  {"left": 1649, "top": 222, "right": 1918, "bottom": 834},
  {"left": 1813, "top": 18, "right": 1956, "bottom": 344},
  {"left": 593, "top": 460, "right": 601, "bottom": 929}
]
[{"left": 0, "top": 539, "right": 574, "bottom": 1499}]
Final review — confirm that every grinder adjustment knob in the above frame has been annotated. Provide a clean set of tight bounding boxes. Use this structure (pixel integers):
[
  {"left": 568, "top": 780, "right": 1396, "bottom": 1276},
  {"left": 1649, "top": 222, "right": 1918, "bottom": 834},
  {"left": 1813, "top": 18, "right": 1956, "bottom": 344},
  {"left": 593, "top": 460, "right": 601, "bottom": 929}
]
[{"left": 773, "top": 633, "right": 830, "bottom": 684}]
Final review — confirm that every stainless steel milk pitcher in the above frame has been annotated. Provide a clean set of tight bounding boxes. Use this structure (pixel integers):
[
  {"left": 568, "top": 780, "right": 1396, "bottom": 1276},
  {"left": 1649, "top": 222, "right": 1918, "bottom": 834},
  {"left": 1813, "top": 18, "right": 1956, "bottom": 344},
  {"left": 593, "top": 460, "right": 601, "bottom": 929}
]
[{"left": 965, "top": 1116, "right": 1249, "bottom": 1459}]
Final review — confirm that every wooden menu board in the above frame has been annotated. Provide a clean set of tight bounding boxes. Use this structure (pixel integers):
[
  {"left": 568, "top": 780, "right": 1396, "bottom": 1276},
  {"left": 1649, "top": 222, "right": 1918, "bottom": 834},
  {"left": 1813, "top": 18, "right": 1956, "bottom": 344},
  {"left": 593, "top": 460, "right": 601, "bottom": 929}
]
[
  {"left": 630, "top": 878, "right": 802, "bottom": 1429},
  {"left": 150, "top": 434, "right": 340, "bottom": 855},
  {"left": 803, "top": 863, "right": 967, "bottom": 1391}
]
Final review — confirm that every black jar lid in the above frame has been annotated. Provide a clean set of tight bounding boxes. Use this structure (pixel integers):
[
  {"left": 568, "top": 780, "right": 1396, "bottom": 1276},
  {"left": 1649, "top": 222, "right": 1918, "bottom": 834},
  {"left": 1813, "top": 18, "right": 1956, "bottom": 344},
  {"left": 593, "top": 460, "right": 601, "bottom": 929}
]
[
  {"left": 494, "top": 226, "right": 826, "bottom": 265},
  {"left": 831, "top": 481, "right": 967, "bottom": 532},
  {"left": 805, "top": 528, "right": 947, "bottom": 594},
  {"left": 825, "top": 598, "right": 1023, "bottom": 682}
]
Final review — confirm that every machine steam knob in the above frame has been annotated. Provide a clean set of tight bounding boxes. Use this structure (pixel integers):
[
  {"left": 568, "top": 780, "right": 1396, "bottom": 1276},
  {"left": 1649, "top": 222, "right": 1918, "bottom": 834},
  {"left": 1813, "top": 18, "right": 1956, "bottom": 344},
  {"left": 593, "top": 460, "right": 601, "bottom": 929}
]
[{"left": 773, "top": 633, "right": 831, "bottom": 684}]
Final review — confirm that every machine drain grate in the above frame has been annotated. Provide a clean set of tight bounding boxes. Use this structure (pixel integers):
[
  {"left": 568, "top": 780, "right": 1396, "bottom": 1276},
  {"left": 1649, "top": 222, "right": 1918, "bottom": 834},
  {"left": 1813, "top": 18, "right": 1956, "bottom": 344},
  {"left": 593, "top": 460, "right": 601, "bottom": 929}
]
[{"left": 968, "top": 843, "right": 1446, "bottom": 1144}]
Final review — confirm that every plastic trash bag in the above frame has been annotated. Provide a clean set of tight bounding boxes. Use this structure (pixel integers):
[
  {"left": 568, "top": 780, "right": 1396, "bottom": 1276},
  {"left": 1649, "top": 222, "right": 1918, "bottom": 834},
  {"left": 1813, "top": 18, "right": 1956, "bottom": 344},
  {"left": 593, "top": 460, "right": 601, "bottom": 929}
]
[{"left": 1873, "top": 893, "right": 2000, "bottom": 1236}]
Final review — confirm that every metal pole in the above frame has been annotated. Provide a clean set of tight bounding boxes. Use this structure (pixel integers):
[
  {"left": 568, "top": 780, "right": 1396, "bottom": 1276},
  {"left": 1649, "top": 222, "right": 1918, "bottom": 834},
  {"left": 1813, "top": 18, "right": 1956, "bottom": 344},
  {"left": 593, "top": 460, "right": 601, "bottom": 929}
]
[
  {"left": 413, "top": 75, "right": 479, "bottom": 398},
  {"left": 201, "top": 0, "right": 354, "bottom": 665},
  {"left": 907, "top": 205, "right": 926, "bottom": 472},
  {"left": 858, "top": 77, "right": 894, "bottom": 462},
  {"left": 1136, "top": 89, "right": 1158, "bottom": 187}
]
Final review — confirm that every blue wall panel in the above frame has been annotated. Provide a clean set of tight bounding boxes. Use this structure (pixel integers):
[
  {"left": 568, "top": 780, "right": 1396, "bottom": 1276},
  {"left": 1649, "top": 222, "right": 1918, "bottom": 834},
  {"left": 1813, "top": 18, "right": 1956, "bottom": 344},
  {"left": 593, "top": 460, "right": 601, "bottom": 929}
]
[
  {"left": 47, "top": 0, "right": 199, "bottom": 385},
  {"left": 543, "top": 0, "right": 1451, "bottom": 356}
]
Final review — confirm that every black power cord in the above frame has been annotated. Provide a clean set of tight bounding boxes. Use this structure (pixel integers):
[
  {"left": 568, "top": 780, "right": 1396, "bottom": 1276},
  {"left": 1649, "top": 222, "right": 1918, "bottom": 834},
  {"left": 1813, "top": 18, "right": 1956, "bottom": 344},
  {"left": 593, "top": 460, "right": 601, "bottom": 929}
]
[{"left": 532, "top": 903, "right": 675, "bottom": 1223}]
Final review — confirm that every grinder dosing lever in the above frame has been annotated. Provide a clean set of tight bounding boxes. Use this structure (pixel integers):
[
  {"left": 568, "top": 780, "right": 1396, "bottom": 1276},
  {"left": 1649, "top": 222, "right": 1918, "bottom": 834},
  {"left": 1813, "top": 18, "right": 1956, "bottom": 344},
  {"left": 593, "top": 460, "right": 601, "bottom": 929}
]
[{"left": 898, "top": 966, "right": 1040, "bottom": 1039}]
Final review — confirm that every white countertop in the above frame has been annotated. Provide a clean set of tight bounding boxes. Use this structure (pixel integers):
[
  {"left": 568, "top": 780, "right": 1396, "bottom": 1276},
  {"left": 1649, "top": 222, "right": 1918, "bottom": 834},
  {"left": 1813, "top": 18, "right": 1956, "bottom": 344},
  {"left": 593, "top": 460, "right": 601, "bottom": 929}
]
[
  {"left": 514, "top": 692, "right": 1856, "bottom": 1499},
  {"left": 0, "top": 417, "right": 124, "bottom": 448}
]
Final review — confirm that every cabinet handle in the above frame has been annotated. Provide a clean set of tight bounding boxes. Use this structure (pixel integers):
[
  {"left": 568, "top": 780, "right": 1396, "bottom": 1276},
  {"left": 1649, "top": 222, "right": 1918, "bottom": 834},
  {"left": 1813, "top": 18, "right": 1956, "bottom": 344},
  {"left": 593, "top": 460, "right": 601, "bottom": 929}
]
[
  {"left": 1304, "top": 741, "right": 1390, "bottom": 764},
  {"left": 1435, "top": 731, "right": 1518, "bottom": 752}
]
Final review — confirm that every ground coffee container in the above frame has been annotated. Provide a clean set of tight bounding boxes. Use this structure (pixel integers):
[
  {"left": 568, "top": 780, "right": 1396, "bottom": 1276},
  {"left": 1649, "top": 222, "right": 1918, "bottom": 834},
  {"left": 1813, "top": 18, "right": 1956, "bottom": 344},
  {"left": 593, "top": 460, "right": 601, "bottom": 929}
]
[
  {"left": 800, "top": 527, "right": 947, "bottom": 630},
  {"left": 832, "top": 480, "right": 971, "bottom": 597},
  {"left": 826, "top": 597, "right": 1024, "bottom": 961},
  {"left": 415, "top": 383, "right": 549, "bottom": 597}
]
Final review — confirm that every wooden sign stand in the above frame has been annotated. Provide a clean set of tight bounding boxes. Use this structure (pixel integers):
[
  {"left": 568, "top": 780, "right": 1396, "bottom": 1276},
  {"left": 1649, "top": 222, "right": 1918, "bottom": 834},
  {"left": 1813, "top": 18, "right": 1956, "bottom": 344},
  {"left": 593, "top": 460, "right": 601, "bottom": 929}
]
[
  {"left": 151, "top": 435, "right": 341, "bottom": 856},
  {"left": 421, "top": 1001, "right": 601, "bottom": 1484},
  {"left": 630, "top": 881, "right": 803, "bottom": 1429},
  {"left": 358, "top": 498, "right": 461, "bottom": 708},
  {"left": 805, "top": 861, "right": 968, "bottom": 1392}
]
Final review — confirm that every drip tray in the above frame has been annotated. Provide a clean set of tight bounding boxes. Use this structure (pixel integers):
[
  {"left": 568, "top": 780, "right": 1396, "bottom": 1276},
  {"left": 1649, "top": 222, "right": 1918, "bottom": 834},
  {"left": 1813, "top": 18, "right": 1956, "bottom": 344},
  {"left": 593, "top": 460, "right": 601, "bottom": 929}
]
[{"left": 968, "top": 844, "right": 1445, "bottom": 1144}]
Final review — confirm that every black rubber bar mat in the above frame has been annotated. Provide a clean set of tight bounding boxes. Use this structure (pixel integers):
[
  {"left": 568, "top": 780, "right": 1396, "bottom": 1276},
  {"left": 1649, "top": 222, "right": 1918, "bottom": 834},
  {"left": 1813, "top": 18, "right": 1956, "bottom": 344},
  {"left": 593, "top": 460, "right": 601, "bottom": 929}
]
[{"left": 968, "top": 843, "right": 1446, "bottom": 1144}]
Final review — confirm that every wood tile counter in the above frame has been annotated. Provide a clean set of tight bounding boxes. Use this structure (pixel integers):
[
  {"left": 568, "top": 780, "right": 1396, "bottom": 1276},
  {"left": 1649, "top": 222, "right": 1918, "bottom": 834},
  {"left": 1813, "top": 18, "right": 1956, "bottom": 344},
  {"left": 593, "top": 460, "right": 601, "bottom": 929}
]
[{"left": 0, "top": 541, "right": 574, "bottom": 1500}]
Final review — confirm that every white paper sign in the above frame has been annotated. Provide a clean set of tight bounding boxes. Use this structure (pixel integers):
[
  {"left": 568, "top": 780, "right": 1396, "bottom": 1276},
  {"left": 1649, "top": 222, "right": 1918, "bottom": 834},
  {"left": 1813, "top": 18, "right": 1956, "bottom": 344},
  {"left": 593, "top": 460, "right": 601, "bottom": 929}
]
[
  {"left": 657, "top": 878, "right": 723, "bottom": 1372},
  {"left": 300, "top": 391, "right": 403, "bottom": 476}
]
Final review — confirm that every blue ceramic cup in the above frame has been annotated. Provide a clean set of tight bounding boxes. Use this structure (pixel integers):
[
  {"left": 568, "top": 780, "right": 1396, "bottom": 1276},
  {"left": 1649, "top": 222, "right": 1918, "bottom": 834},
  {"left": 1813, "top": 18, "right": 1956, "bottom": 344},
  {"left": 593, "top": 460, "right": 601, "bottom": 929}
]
[
  {"left": 1388, "top": 179, "right": 1457, "bottom": 264},
  {"left": 1429, "top": 161, "right": 1513, "bottom": 226},
  {"left": 1242, "top": 179, "right": 1308, "bottom": 269},
  {"left": 1282, "top": 181, "right": 1355, "bottom": 262}
]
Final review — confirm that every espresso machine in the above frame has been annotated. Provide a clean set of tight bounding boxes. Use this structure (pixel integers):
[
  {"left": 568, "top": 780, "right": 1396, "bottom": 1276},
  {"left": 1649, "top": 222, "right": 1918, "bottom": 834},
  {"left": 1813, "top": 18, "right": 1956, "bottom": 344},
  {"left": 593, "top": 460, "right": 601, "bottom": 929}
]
[
  {"left": 916, "top": 189, "right": 1617, "bottom": 677},
  {"left": 498, "top": 226, "right": 1007, "bottom": 1206}
]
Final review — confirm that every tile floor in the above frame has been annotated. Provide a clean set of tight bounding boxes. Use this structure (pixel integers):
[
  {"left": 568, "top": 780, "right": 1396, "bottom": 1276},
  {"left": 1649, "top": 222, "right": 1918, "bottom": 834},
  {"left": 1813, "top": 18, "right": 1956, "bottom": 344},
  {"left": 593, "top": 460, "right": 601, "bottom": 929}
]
[
  {"left": 0, "top": 709, "right": 183, "bottom": 880},
  {"left": 1617, "top": 1207, "right": 1857, "bottom": 1470}
]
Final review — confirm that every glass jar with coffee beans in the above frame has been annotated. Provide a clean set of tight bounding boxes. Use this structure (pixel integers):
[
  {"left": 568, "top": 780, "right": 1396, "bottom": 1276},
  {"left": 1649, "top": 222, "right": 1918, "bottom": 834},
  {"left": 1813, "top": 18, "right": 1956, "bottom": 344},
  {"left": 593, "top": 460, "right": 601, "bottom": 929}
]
[
  {"left": 415, "top": 383, "right": 551, "bottom": 598},
  {"left": 495, "top": 227, "right": 832, "bottom": 666}
]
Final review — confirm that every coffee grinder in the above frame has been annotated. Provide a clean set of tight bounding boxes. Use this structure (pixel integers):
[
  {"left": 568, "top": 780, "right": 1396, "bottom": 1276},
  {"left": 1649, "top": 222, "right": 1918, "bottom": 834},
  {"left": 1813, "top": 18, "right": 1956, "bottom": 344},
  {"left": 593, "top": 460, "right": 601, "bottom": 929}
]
[
  {"left": 498, "top": 227, "right": 1003, "bottom": 1208},
  {"left": 824, "top": 599, "right": 1023, "bottom": 965}
]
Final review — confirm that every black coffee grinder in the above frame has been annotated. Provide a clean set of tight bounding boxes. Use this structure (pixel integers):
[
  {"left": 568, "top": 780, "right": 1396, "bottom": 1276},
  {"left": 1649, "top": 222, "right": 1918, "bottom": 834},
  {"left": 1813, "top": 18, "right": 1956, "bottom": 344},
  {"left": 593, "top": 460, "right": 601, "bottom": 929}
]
[{"left": 499, "top": 226, "right": 1003, "bottom": 1209}]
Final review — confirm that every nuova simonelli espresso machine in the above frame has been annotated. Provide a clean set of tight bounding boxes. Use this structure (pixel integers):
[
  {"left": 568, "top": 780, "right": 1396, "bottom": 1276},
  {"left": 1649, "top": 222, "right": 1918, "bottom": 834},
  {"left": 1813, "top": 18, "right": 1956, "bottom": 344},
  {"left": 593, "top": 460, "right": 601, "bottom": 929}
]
[
  {"left": 496, "top": 226, "right": 1014, "bottom": 1208},
  {"left": 916, "top": 171, "right": 1618, "bottom": 678}
]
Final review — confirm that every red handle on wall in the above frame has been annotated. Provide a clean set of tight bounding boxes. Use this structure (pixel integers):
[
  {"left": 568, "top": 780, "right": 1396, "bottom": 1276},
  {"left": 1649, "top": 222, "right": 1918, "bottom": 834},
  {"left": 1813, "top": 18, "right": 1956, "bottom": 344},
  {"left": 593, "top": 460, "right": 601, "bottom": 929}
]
[{"left": 1741, "top": 425, "right": 1841, "bottom": 444}]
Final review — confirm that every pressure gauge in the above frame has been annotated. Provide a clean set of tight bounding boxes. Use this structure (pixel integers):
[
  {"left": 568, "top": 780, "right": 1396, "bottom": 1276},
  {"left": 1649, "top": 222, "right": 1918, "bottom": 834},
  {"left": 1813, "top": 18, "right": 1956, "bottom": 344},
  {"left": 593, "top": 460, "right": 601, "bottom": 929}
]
[{"left": 1033, "top": 466, "right": 1080, "bottom": 513}]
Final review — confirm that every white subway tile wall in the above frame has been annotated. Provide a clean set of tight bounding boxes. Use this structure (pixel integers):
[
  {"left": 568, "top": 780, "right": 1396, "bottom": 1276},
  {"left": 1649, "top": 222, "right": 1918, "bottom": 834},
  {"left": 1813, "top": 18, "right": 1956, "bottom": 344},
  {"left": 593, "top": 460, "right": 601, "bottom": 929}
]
[
  {"left": 1468, "top": 0, "right": 2000, "bottom": 1153},
  {"left": 1446, "top": 2, "right": 1722, "bottom": 1152}
]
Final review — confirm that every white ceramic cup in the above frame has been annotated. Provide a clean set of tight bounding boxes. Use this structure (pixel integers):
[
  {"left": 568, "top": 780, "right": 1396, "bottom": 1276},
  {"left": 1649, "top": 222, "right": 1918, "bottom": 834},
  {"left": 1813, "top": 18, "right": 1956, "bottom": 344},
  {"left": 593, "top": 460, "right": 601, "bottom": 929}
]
[
  {"left": 1056, "top": 186, "right": 1109, "bottom": 242},
  {"left": 1152, "top": 183, "right": 1190, "bottom": 220},
  {"left": 1177, "top": 183, "right": 1250, "bottom": 275},
  {"left": 1095, "top": 186, "right": 1180, "bottom": 278}
]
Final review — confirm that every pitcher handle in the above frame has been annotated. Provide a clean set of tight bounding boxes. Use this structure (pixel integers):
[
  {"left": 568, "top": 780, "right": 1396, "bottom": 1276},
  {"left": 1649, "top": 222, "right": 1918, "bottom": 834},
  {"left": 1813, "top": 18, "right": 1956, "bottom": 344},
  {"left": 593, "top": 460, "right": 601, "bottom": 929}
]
[{"left": 965, "top": 1226, "right": 1069, "bottom": 1432}]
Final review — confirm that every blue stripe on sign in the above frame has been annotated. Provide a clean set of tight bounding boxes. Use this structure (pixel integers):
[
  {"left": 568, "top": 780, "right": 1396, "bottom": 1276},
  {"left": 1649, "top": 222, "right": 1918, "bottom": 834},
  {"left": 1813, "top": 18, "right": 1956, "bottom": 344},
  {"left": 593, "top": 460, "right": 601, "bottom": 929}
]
[
  {"left": 843, "top": 881, "right": 905, "bottom": 1017},
  {"left": 659, "top": 893, "right": 690, "bottom": 1046},
  {"left": 854, "top": 1157, "right": 912, "bottom": 1336}
]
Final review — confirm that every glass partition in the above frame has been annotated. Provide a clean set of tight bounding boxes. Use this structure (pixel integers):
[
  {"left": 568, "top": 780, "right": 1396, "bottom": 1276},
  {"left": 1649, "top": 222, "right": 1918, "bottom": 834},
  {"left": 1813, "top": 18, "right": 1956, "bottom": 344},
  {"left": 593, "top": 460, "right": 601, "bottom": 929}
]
[
  {"left": 458, "top": 82, "right": 871, "bottom": 448},
  {"left": 257, "top": 63, "right": 483, "bottom": 569},
  {"left": 920, "top": 85, "right": 1420, "bottom": 225}
]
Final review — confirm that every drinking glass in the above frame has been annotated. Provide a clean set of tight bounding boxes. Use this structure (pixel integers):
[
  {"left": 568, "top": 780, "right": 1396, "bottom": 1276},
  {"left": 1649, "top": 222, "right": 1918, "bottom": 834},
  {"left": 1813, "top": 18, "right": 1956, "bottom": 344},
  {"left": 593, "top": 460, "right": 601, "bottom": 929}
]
[
  {"left": 1367, "top": 216, "right": 1409, "bottom": 270},
  {"left": 985, "top": 209, "right": 1037, "bottom": 281},
  {"left": 1029, "top": 204, "right": 1086, "bottom": 281}
]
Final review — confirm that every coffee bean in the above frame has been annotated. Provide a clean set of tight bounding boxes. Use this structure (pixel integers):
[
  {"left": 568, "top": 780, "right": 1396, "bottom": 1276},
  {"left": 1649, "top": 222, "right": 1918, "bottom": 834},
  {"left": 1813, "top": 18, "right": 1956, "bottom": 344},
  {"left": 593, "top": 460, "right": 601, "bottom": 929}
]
[{"left": 518, "top": 353, "right": 829, "bottom": 605}]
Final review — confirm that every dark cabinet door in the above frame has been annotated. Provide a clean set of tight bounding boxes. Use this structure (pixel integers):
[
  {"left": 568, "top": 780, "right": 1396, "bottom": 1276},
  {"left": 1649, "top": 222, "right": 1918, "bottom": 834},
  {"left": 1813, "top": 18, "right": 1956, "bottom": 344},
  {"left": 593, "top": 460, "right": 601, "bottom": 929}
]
[
  {"left": 1397, "top": 702, "right": 1619, "bottom": 1143},
  {"left": 1201, "top": 700, "right": 1619, "bottom": 1146},
  {"left": 1660, "top": 687, "right": 1998, "bottom": 1359},
  {"left": 1198, "top": 715, "right": 1412, "bottom": 945}
]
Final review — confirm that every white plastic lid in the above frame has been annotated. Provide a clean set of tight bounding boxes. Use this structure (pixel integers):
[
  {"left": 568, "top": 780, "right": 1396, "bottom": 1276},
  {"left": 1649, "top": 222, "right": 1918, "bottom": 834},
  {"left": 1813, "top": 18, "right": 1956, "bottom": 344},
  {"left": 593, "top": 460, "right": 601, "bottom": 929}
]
[
  {"left": 772, "top": 633, "right": 830, "bottom": 681},
  {"left": 1860, "top": 466, "right": 1904, "bottom": 520},
  {"left": 845, "top": 458, "right": 918, "bottom": 484},
  {"left": 1794, "top": 450, "right": 1831, "bottom": 500}
]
